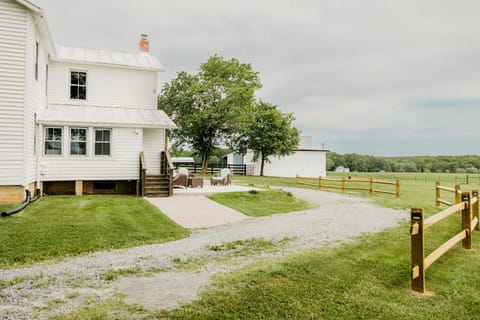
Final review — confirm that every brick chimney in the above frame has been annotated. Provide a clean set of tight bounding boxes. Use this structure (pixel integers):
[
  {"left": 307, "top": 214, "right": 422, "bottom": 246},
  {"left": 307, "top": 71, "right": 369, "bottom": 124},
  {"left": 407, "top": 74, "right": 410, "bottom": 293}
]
[{"left": 139, "top": 34, "right": 149, "bottom": 55}]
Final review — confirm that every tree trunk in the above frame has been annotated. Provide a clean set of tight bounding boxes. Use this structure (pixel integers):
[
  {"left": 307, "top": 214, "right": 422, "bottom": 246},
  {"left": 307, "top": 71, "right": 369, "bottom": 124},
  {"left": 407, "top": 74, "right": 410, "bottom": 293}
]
[
  {"left": 260, "top": 152, "right": 265, "bottom": 176},
  {"left": 201, "top": 154, "right": 209, "bottom": 174}
]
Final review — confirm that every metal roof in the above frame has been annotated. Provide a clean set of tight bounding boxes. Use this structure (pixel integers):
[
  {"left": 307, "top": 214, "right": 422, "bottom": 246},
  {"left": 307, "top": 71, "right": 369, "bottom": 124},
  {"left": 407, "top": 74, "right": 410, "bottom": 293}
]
[
  {"left": 38, "top": 105, "right": 176, "bottom": 129},
  {"left": 54, "top": 46, "right": 165, "bottom": 72}
]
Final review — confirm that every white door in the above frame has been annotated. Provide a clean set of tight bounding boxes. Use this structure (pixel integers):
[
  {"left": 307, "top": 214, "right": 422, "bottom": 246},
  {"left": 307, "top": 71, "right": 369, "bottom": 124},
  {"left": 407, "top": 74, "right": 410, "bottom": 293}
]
[{"left": 143, "top": 129, "right": 165, "bottom": 175}]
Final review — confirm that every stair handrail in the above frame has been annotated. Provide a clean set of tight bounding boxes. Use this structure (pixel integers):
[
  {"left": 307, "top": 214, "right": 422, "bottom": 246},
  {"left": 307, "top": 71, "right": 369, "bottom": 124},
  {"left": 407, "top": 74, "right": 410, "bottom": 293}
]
[
  {"left": 139, "top": 151, "right": 146, "bottom": 197},
  {"left": 165, "top": 150, "right": 174, "bottom": 196}
]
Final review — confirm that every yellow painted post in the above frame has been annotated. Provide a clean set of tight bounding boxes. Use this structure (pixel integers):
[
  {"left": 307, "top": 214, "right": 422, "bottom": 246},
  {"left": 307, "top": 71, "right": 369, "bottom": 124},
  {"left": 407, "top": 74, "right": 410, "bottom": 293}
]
[
  {"left": 369, "top": 178, "right": 373, "bottom": 196},
  {"left": 461, "top": 192, "right": 472, "bottom": 250},
  {"left": 342, "top": 177, "right": 345, "bottom": 193},
  {"left": 455, "top": 185, "right": 461, "bottom": 204},
  {"left": 396, "top": 179, "right": 400, "bottom": 199},
  {"left": 411, "top": 208, "right": 425, "bottom": 293},
  {"left": 473, "top": 190, "right": 479, "bottom": 232},
  {"left": 435, "top": 181, "right": 440, "bottom": 208}
]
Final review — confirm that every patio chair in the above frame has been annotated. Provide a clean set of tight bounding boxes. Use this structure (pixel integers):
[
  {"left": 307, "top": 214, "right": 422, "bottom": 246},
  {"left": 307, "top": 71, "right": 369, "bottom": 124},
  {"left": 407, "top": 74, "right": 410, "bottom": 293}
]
[
  {"left": 173, "top": 168, "right": 189, "bottom": 188},
  {"left": 210, "top": 168, "right": 232, "bottom": 186}
]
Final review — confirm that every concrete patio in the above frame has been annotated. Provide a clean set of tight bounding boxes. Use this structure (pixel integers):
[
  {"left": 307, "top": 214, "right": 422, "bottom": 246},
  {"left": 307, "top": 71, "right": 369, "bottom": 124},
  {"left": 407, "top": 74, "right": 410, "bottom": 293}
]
[{"left": 146, "top": 181, "right": 260, "bottom": 229}]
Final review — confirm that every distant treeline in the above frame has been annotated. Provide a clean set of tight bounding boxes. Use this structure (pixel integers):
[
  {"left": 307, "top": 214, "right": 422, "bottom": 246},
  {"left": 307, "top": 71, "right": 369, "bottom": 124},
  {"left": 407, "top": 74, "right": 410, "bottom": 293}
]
[{"left": 327, "top": 153, "right": 480, "bottom": 173}]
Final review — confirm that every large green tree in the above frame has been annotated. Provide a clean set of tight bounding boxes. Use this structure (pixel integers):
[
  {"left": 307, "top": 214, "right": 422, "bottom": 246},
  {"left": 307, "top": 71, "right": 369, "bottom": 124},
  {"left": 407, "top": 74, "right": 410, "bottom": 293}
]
[
  {"left": 158, "top": 55, "right": 261, "bottom": 173},
  {"left": 235, "top": 101, "right": 300, "bottom": 176}
]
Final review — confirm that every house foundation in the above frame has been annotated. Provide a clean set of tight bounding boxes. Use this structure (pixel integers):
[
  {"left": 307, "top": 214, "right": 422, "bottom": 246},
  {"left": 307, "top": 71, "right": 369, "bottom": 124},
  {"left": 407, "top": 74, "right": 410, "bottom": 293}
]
[
  {"left": 75, "top": 180, "right": 83, "bottom": 196},
  {"left": 0, "top": 182, "right": 38, "bottom": 204},
  {"left": 0, "top": 186, "right": 25, "bottom": 204}
]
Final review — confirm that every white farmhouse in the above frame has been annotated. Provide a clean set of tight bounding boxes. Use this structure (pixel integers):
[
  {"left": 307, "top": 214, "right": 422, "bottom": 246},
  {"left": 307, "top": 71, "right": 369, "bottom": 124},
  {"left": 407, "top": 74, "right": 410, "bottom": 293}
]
[{"left": 0, "top": 0, "right": 175, "bottom": 203}]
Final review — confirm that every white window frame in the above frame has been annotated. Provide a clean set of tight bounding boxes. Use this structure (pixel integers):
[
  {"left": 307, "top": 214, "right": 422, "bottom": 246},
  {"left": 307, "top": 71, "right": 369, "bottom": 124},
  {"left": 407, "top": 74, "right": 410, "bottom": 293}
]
[
  {"left": 44, "top": 127, "right": 63, "bottom": 156},
  {"left": 94, "top": 128, "right": 111, "bottom": 156},
  {"left": 69, "top": 70, "right": 87, "bottom": 101},
  {"left": 70, "top": 127, "right": 88, "bottom": 156}
]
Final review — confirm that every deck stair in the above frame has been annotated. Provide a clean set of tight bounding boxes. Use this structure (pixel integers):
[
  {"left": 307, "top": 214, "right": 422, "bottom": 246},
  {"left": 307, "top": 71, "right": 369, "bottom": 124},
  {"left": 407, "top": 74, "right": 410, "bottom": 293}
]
[{"left": 144, "top": 174, "right": 170, "bottom": 197}]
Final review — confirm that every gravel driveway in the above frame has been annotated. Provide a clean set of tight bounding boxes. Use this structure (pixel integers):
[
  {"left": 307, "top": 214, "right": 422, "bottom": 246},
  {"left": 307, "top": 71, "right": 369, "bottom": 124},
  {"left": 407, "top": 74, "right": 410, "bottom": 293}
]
[{"left": 0, "top": 188, "right": 408, "bottom": 319}]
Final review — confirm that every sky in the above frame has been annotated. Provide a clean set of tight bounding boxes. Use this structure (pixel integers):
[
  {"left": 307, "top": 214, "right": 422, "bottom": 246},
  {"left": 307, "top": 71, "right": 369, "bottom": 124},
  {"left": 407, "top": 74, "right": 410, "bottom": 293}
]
[{"left": 33, "top": 0, "right": 480, "bottom": 156}]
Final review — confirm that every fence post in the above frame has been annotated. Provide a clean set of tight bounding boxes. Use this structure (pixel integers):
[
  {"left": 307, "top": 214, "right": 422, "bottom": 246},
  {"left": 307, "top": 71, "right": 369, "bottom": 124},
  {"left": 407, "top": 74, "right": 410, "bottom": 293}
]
[
  {"left": 466, "top": 174, "right": 469, "bottom": 185},
  {"left": 473, "top": 190, "right": 479, "bottom": 232},
  {"left": 296, "top": 175, "right": 298, "bottom": 187},
  {"left": 396, "top": 179, "right": 400, "bottom": 199},
  {"left": 318, "top": 176, "right": 322, "bottom": 190},
  {"left": 461, "top": 192, "right": 472, "bottom": 250},
  {"left": 455, "top": 185, "right": 461, "bottom": 204},
  {"left": 342, "top": 177, "right": 345, "bottom": 193},
  {"left": 435, "top": 181, "right": 440, "bottom": 208},
  {"left": 369, "top": 178, "right": 373, "bottom": 196},
  {"left": 411, "top": 208, "right": 425, "bottom": 293}
]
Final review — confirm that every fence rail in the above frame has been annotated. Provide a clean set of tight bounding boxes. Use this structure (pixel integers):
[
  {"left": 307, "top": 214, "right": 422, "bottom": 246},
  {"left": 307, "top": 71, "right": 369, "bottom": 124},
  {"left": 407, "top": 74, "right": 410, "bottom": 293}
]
[
  {"left": 296, "top": 176, "right": 400, "bottom": 199},
  {"left": 411, "top": 190, "right": 479, "bottom": 293},
  {"left": 435, "top": 182, "right": 461, "bottom": 207}
]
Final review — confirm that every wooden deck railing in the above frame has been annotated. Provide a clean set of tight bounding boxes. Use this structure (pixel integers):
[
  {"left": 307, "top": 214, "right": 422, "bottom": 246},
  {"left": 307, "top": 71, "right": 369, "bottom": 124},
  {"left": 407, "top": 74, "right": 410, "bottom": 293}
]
[
  {"left": 139, "top": 151, "right": 146, "bottom": 197},
  {"left": 411, "top": 190, "right": 479, "bottom": 293},
  {"left": 296, "top": 176, "right": 400, "bottom": 199},
  {"left": 165, "top": 151, "right": 174, "bottom": 196}
]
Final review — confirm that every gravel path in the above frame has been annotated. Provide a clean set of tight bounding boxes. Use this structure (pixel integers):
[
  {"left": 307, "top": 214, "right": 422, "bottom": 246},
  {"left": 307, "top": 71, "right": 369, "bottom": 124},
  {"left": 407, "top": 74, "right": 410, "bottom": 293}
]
[{"left": 0, "top": 188, "right": 408, "bottom": 319}]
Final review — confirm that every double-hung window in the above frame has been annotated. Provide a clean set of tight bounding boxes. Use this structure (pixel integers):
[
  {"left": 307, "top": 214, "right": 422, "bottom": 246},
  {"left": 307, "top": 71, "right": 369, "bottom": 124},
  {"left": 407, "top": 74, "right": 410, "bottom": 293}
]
[
  {"left": 45, "top": 127, "right": 62, "bottom": 155},
  {"left": 94, "top": 129, "right": 111, "bottom": 156},
  {"left": 70, "top": 71, "right": 87, "bottom": 100},
  {"left": 70, "top": 128, "right": 87, "bottom": 155}
]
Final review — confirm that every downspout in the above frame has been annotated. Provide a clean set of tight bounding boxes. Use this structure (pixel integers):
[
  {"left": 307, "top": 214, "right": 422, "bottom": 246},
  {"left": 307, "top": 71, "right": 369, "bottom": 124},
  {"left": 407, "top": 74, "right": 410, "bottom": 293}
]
[{"left": 36, "top": 122, "right": 43, "bottom": 192}]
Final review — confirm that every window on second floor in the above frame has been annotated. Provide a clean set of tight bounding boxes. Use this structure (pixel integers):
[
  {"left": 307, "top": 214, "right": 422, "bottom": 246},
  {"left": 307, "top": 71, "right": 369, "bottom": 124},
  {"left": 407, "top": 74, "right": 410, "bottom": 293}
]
[{"left": 70, "top": 71, "right": 87, "bottom": 100}]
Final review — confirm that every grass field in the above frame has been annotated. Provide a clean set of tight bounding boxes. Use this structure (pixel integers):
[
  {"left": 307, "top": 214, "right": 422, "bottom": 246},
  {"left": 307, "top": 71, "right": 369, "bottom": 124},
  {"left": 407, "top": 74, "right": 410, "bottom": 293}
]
[
  {"left": 27, "top": 173, "right": 480, "bottom": 319},
  {"left": 208, "top": 189, "right": 315, "bottom": 217},
  {"left": 0, "top": 203, "right": 17, "bottom": 213},
  {"left": 0, "top": 195, "right": 190, "bottom": 268},
  {"left": 156, "top": 173, "right": 480, "bottom": 319}
]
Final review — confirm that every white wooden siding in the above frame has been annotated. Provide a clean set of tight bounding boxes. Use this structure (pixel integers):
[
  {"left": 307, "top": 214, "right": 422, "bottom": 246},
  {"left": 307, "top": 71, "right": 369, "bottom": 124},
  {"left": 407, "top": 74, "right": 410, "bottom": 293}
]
[
  {"left": 41, "top": 127, "right": 143, "bottom": 181},
  {"left": 244, "top": 151, "right": 327, "bottom": 178},
  {"left": 143, "top": 128, "right": 164, "bottom": 175},
  {"left": 24, "top": 11, "right": 49, "bottom": 185},
  {"left": 48, "top": 62, "right": 158, "bottom": 109},
  {"left": 0, "top": 0, "right": 26, "bottom": 185}
]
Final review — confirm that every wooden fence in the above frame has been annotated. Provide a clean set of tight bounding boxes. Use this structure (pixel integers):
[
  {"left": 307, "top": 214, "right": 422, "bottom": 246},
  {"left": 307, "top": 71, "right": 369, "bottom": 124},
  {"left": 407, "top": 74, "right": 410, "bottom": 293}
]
[
  {"left": 173, "top": 163, "right": 248, "bottom": 175},
  {"left": 411, "top": 190, "right": 479, "bottom": 293},
  {"left": 435, "top": 182, "right": 461, "bottom": 207},
  {"left": 296, "top": 176, "right": 400, "bottom": 199}
]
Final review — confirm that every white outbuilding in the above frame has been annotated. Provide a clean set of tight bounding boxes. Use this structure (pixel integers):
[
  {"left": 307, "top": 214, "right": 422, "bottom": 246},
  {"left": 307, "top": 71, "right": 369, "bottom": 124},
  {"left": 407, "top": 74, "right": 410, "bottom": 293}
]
[{"left": 230, "top": 136, "right": 328, "bottom": 178}]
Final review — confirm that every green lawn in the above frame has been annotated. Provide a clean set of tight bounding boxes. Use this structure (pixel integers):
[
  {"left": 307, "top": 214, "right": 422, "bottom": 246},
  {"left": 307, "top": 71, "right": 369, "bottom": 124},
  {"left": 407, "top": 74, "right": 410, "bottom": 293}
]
[
  {"left": 208, "top": 189, "right": 315, "bottom": 217},
  {"left": 157, "top": 174, "right": 480, "bottom": 319},
  {"left": 41, "top": 173, "right": 480, "bottom": 319},
  {"left": 0, "top": 195, "right": 189, "bottom": 268},
  {"left": 0, "top": 203, "right": 18, "bottom": 213}
]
